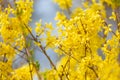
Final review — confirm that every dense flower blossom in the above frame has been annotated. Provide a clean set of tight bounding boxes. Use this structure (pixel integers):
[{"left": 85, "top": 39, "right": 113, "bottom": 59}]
[{"left": 0, "top": 0, "right": 120, "bottom": 80}]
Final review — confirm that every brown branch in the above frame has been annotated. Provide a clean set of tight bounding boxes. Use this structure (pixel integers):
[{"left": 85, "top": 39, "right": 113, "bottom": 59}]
[
  {"left": 23, "top": 22, "right": 57, "bottom": 70},
  {"left": 58, "top": 47, "right": 81, "bottom": 63},
  {"left": 104, "top": 21, "right": 118, "bottom": 37},
  {"left": 80, "top": 18, "right": 88, "bottom": 57},
  {"left": 25, "top": 48, "right": 42, "bottom": 80},
  {"left": 87, "top": 66, "right": 99, "bottom": 79},
  {"left": 19, "top": 18, "right": 63, "bottom": 79},
  {"left": 29, "top": 62, "right": 33, "bottom": 80},
  {"left": 3, "top": 54, "right": 7, "bottom": 63},
  {"left": 61, "top": 56, "right": 70, "bottom": 80},
  {"left": 85, "top": 71, "right": 87, "bottom": 80},
  {"left": 14, "top": 47, "right": 26, "bottom": 54},
  {"left": 39, "top": 45, "right": 57, "bottom": 70},
  {"left": 25, "top": 48, "right": 33, "bottom": 80},
  {"left": 115, "top": 7, "right": 120, "bottom": 31},
  {"left": 13, "top": 54, "right": 28, "bottom": 64},
  {"left": 23, "top": 23, "right": 37, "bottom": 42},
  {"left": 32, "top": 62, "right": 42, "bottom": 80}
]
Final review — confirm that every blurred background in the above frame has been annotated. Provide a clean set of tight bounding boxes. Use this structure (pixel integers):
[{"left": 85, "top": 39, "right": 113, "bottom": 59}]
[
  {"left": 1, "top": 0, "right": 118, "bottom": 80},
  {"left": 1, "top": 0, "right": 81, "bottom": 72},
  {"left": 26, "top": 0, "right": 81, "bottom": 71},
  {"left": 2, "top": 0, "right": 116, "bottom": 72},
  {"left": 31, "top": 0, "right": 59, "bottom": 71},
  {"left": 13, "top": 0, "right": 60, "bottom": 71},
  {"left": 30, "top": 0, "right": 82, "bottom": 71}
]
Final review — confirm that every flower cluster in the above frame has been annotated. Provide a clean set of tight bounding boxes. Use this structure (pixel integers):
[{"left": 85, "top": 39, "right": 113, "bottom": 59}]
[{"left": 0, "top": 0, "right": 120, "bottom": 80}]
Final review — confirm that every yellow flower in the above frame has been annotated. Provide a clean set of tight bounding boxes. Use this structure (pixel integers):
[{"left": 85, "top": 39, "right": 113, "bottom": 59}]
[
  {"left": 54, "top": 0, "right": 72, "bottom": 10},
  {"left": 12, "top": 64, "right": 35, "bottom": 80},
  {"left": 0, "top": 42, "right": 15, "bottom": 57},
  {"left": 0, "top": 61, "right": 13, "bottom": 80},
  {"left": 109, "top": 12, "right": 116, "bottom": 21}
]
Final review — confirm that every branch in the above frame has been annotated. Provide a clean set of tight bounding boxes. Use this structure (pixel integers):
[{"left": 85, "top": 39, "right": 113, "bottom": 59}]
[
  {"left": 39, "top": 45, "right": 57, "bottom": 70},
  {"left": 58, "top": 46, "right": 81, "bottom": 63},
  {"left": 25, "top": 48, "right": 42, "bottom": 80},
  {"left": 87, "top": 66, "right": 99, "bottom": 79},
  {"left": 23, "top": 23, "right": 57, "bottom": 70}
]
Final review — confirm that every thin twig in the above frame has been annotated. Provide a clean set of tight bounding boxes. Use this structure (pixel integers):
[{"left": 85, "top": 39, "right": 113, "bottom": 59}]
[
  {"left": 23, "top": 22, "right": 57, "bottom": 70},
  {"left": 58, "top": 47, "right": 81, "bottom": 63},
  {"left": 25, "top": 48, "right": 33, "bottom": 80},
  {"left": 87, "top": 66, "right": 99, "bottom": 79}
]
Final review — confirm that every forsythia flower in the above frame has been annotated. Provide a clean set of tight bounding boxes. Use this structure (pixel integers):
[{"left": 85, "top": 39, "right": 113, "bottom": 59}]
[
  {"left": 35, "top": 20, "right": 42, "bottom": 34},
  {"left": 1, "top": 0, "right": 120, "bottom": 80},
  {"left": 0, "top": 42, "right": 15, "bottom": 57},
  {"left": 15, "top": 0, "right": 33, "bottom": 24},
  {"left": 109, "top": 12, "right": 116, "bottom": 21},
  {"left": 0, "top": 61, "right": 13, "bottom": 80},
  {"left": 54, "top": 0, "right": 72, "bottom": 10},
  {"left": 11, "top": 64, "right": 35, "bottom": 80}
]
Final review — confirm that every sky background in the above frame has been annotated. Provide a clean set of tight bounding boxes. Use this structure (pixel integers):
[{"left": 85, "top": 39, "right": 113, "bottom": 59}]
[
  {"left": 30, "top": 0, "right": 82, "bottom": 71},
  {"left": 31, "top": 0, "right": 59, "bottom": 71}
]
